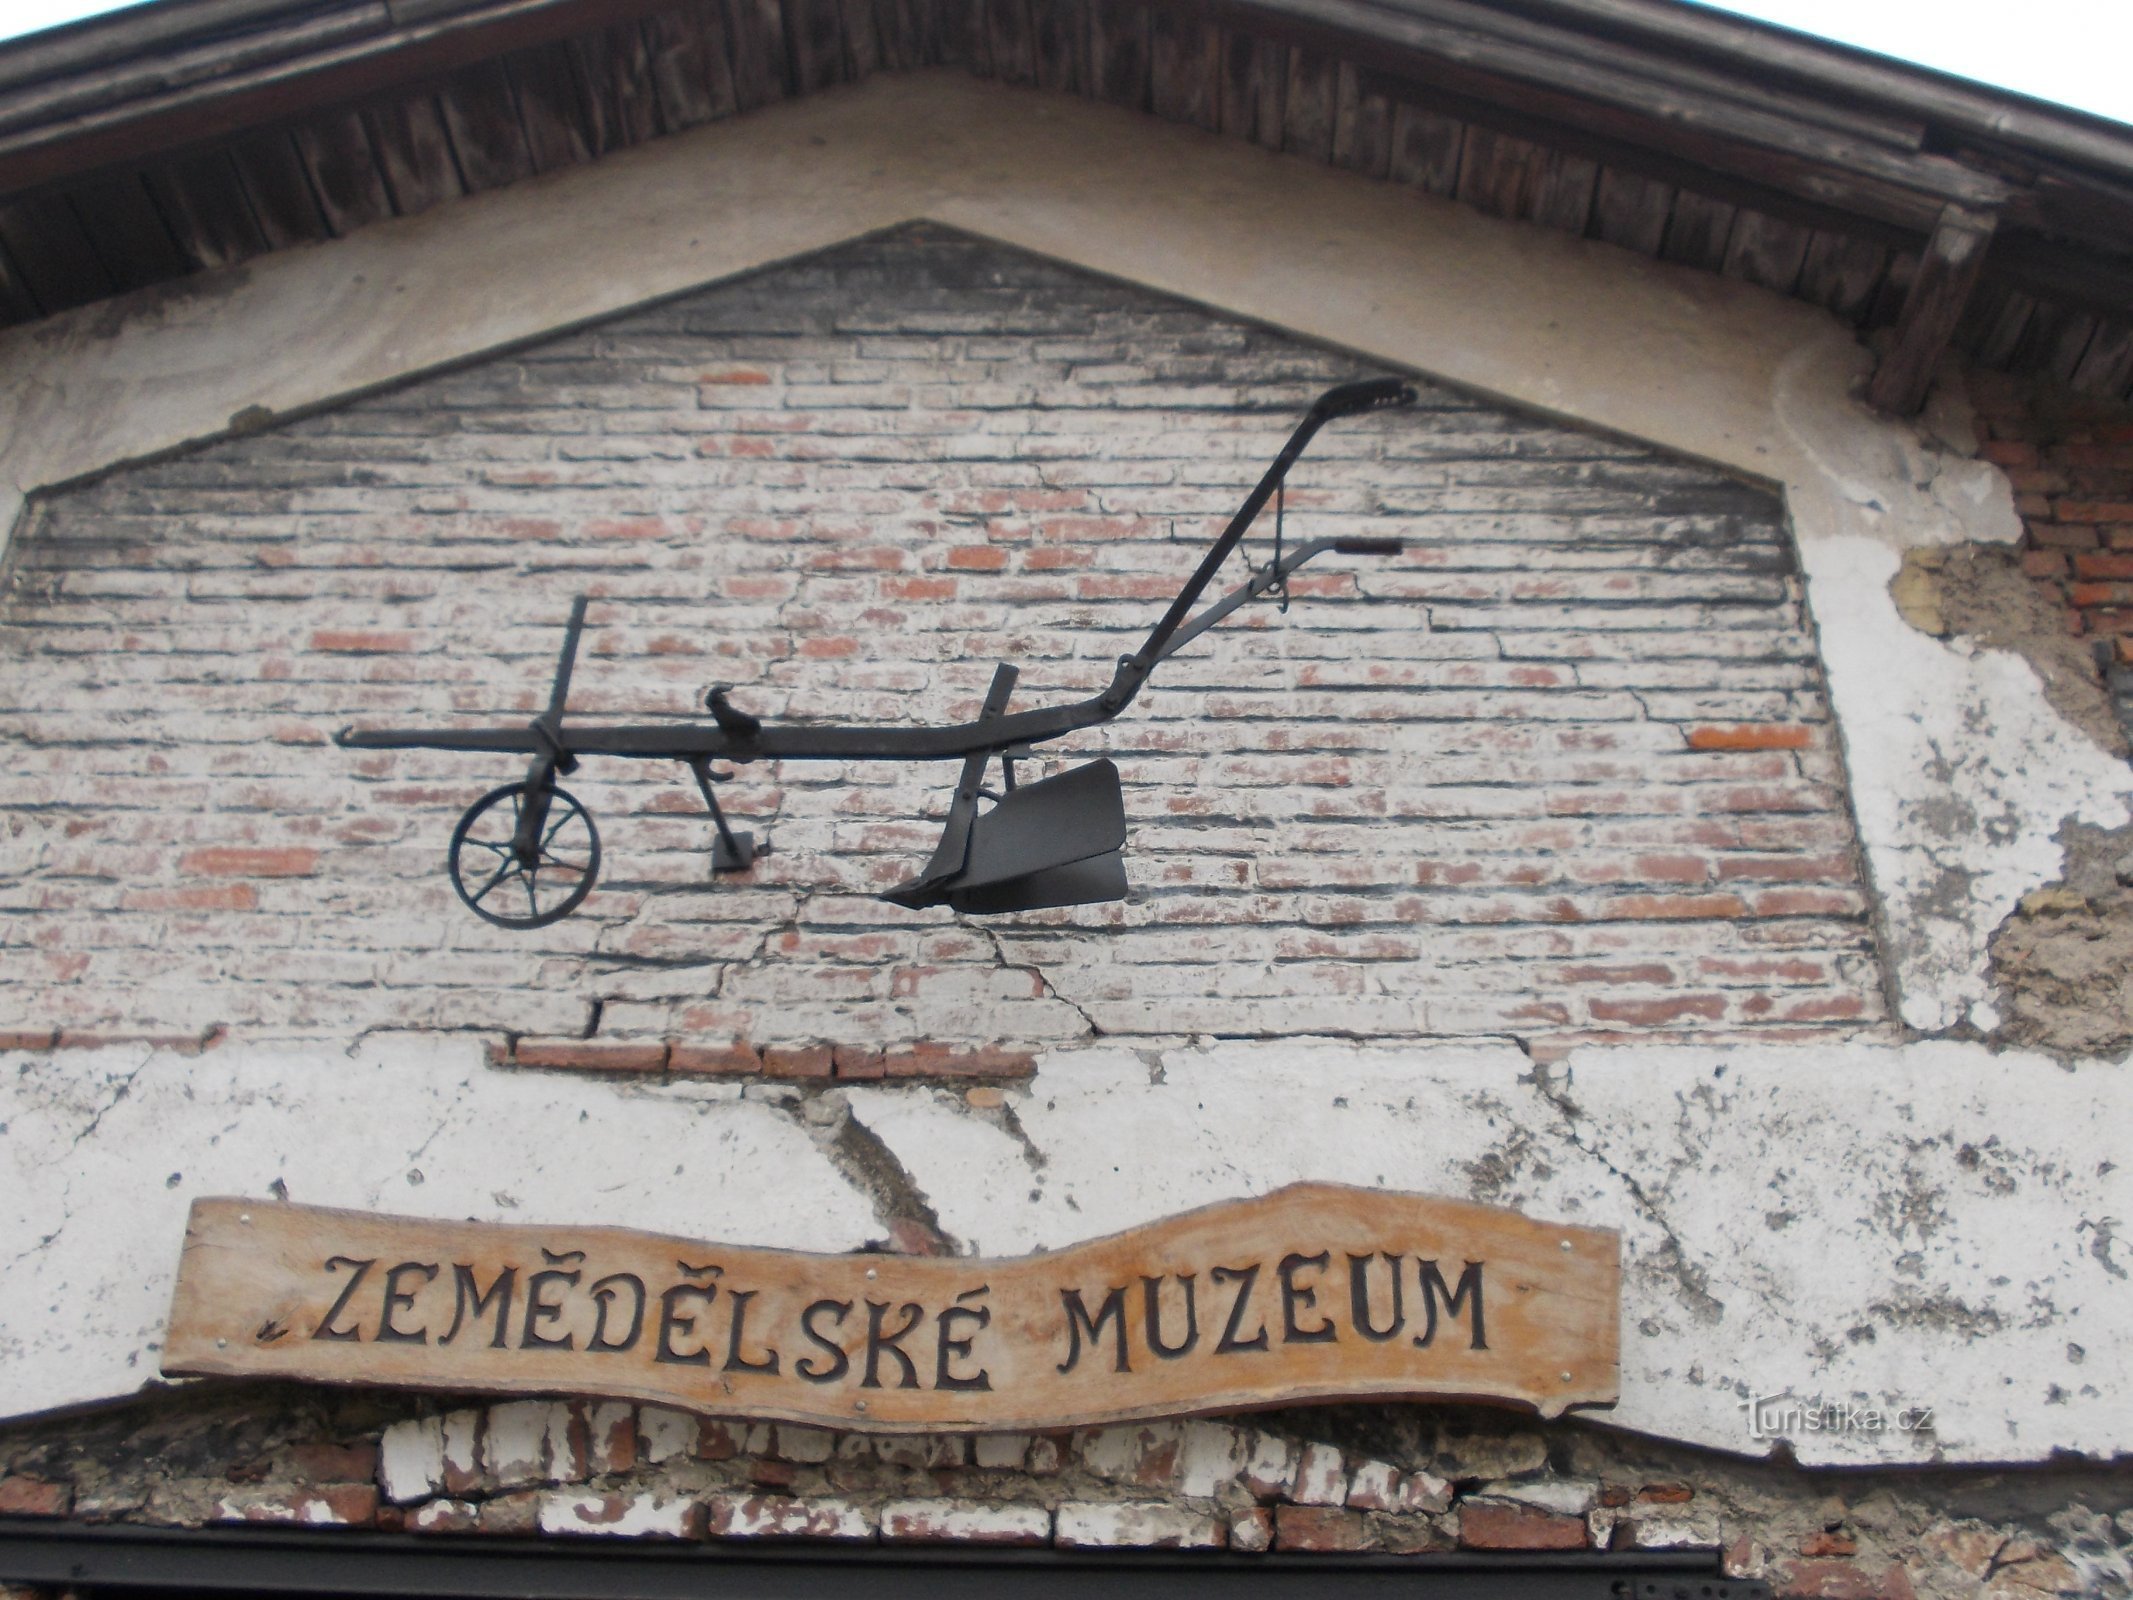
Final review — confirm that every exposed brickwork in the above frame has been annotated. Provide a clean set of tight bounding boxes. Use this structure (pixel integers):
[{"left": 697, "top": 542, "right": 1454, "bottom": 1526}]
[
  {"left": 0, "top": 225, "right": 1884, "bottom": 1060},
  {"left": 4, "top": 1387, "right": 2128, "bottom": 1591},
  {"left": 1968, "top": 370, "right": 2133, "bottom": 735}
]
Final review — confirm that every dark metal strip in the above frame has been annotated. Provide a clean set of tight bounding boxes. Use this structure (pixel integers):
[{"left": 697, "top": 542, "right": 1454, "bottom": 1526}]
[{"left": 0, "top": 1520, "right": 1765, "bottom": 1600}]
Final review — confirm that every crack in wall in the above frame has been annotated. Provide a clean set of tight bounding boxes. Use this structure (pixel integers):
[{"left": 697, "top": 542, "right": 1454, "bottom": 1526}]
[
  {"left": 1526, "top": 1063, "right": 1726, "bottom": 1327},
  {"left": 767, "top": 1089, "right": 959, "bottom": 1256}
]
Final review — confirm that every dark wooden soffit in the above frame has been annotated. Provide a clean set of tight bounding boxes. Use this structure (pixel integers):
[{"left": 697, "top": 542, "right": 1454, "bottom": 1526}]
[{"left": 0, "top": 0, "right": 2129, "bottom": 408}]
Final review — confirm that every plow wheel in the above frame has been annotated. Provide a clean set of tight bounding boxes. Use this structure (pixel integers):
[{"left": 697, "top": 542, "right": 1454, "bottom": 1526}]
[{"left": 448, "top": 781, "right": 601, "bottom": 929}]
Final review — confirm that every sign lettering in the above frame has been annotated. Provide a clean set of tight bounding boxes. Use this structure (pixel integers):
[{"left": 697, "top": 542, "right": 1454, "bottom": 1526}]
[{"left": 164, "top": 1184, "right": 1618, "bottom": 1427}]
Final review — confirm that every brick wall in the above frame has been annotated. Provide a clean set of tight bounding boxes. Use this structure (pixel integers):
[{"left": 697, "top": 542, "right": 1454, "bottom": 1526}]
[
  {"left": 0, "top": 224, "right": 1886, "bottom": 1067},
  {"left": 1970, "top": 370, "right": 2133, "bottom": 734},
  {"left": 0, "top": 1384, "right": 2120, "bottom": 1596}
]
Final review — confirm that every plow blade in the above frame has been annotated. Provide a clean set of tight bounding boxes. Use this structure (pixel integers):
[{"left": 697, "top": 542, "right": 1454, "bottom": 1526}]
[{"left": 883, "top": 759, "right": 1127, "bottom": 913}]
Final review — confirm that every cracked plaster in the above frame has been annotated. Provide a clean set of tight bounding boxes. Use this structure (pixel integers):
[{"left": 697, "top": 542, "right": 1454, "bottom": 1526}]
[
  {"left": 3, "top": 74, "right": 2132, "bottom": 1467},
  {"left": 5, "top": 1034, "right": 2130, "bottom": 1467}
]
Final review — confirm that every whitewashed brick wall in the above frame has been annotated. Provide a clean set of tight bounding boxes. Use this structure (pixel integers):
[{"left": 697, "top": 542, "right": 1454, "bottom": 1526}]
[{"left": 0, "top": 224, "right": 1884, "bottom": 1069}]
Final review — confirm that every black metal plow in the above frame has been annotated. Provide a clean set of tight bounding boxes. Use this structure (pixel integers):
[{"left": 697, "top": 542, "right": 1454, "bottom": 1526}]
[{"left": 335, "top": 378, "right": 1418, "bottom": 928}]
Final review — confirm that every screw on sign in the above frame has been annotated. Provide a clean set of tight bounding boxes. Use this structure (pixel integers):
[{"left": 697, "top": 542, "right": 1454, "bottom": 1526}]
[{"left": 334, "top": 380, "right": 1418, "bottom": 926}]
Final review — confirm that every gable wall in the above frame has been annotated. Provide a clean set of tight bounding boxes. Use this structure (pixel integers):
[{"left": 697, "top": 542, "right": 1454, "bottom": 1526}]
[{"left": 1, "top": 225, "right": 1883, "bottom": 1064}]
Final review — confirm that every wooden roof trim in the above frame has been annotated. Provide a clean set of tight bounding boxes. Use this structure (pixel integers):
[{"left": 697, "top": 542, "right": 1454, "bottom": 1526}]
[
  {"left": 1210, "top": 0, "right": 2010, "bottom": 227},
  {"left": 1476, "top": 0, "right": 2133, "bottom": 185},
  {"left": 0, "top": 0, "right": 680, "bottom": 192}
]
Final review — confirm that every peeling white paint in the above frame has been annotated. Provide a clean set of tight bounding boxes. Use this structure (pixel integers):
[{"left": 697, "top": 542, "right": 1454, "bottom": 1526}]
[
  {"left": 0, "top": 1037, "right": 878, "bottom": 1421},
  {"left": 2, "top": 73, "right": 2132, "bottom": 1473},
  {"left": 6, "top": 1035, "right": 2130, "bottom": 1466}
]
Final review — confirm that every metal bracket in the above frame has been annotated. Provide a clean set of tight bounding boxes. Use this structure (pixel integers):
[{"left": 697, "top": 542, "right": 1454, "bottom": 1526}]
[{"left": 687, "top": 757, "right": 757, "bottom": 873}]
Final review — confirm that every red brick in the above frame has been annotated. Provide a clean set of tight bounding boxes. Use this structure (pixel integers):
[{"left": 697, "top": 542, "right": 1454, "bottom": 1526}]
[
  {"left": 513, "top": 1041, "right": 669, "bottom": 1072},
  {"left": 1802, "top": 1532, "right": 1859, "bottom": 1557},
  {"left": 1612, "top": 893, "right": 1749, "bottom": 920},
  {"left": 832, "top": 1046, "right": 886, "bottom": 1080},
  {"left": 1770, "top": 1558, "right": 1917, "bottom": 1599},
  {"left": 310, "top": 629, "right": 418, "bottom": 652},
  {"left": 761, "top": 1045, "right": 834, "bottom": 1079},
  {"left": 2069, "top": 581, "right": 2133, "bottom": 607},
  {"left": 946, "top": 546, "right": 1009, "bottom": 572},
  {"left": 217, "top": 1484, "right": 378, "bottom": 1527},
  {"left": 1636, "top": 1483, "right": 1693, "bottom": 1504},
  {"left": 0, "top": 1030, "right": 58, "bottom": 1051},
  {"left": 1978, "top": 439, "right": 2038, "bottom": 467},
  {"left": 881, "top": 576, "right": 958, "bottom": 601},
  {"left": 670, "top": 1041, "right": 764, "bottom": 1074},
  {"left": 2073, "top": 552, "right": 2133, "bottom": 580},
  {"left": 1558, "top": 963, "right": 1674, "bottom": 985},
  {"left": 2032, "top": 521, "right": 2100, "bottom": 549},
  {"left": 1273, "top": 1505, "right": 1377, "bottom": 1552},
  {"left": 700, "top": 368, "right": 772, "bottom": 384},
  {"left": 283, "top": 1441, "right": 379, "bottom": 1482},
  {"left": 1686, "top": 724, "right": 1813, "bottom": 751},
  {"left": 479, "top": 1491, "right": 541, "bottom": 1536},
  {"left": 879, "top": 1043, "right": 1036, "bottom": 1078},
  {"left": 1457, "top": 1500, "right": 1588, "bottom": 1550},
  {"left": 2057, "top": 499, "right": 2133, "bottom": 522},
  {"left": 1589, "top": 995, "right": 1726, "bottom": 1025},
  {"left": 121, "top": 883, "right": 258, "bottom": 913},
  {"left": 2021, "top": 550, "right": 2069, "bottom": 578},
  {"left": 178, "top": 847, "right": 320, "bottom": 878},
  {"left": 1632, "top": 853, "right": 1709, "bottom": 883},
  {"left": 2090, "top": 608, "right": 2133, "bottom": 634},
  {"left": 0, "top": 1476, "right": 70, "bottom": 1517}
]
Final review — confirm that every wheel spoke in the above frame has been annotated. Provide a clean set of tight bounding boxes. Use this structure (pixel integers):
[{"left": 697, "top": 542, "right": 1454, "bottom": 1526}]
[
  {"left": 541, "top": 806, "right": 579, "bottom": 852},
  {"left": 468, "top": 857, "right": 518, "bottom": 906}
]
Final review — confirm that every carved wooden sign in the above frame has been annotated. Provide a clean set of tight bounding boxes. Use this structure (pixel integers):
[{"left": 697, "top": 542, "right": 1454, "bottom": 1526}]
[{"left": 163, "top": 1184, "right": 1619, "bottom": 1428}]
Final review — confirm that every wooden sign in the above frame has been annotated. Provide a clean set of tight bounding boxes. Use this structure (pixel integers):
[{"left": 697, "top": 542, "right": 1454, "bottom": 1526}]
[{"left": 163, "top": 1184, "right": 1619, "bottom": 1428}]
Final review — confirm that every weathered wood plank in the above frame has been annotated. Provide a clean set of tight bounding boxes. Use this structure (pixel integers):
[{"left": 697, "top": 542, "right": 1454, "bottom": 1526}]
[
  {"left": 506, "top": 43, "right": 593, "bottom": 174},
  {"left": 869, "top": 0, "right": 927, "bottom": 72},
  {"left": 2071, "top": 318, "right": 2133, "bottom": 398},
  {"left": 723, "top": 0, "right": 791, "bottom": 108},
  {"left": 1722, "top": 207, "right": 1812, "bottom": 295},
  {"left": 0, "top": 240, "right": 40, "bottom": 325},
  {"left": 292, "top": 109, "right": 394, "bottom": 236},
  {"left": 0, "top": 194, "right": 113, "bottom": 314},
  {"left": 226, "top": 128, "right": 331, "bottom": 246},
  {"left": 1282, "top": 44, "right": 1337, "bottom": 163},
  {"left": 788, "top": 0, "right": 851, "bottom": 93},
  {"left": 1590, "top": 164, "right": 1673, "bottom": 255},
  {"left": 985, "top": 0, "right": 1037, "bottom": 87},
  {"left": 569, "top": 24, "right": 664, "bottom": 154},
  {"left": 1528, "top": 147, "right": 1598, "bottom": 234},
  {"left": 1658, "top": 188, "right": 1734, "bottom": 270},
  {"left": 1796, "top": 228, "right": 1888, "bottom": 322},
  {"left": 934, "top": 0, "right": 982, "bottom": 69},
  {"left": 1150, "top": 11, "right": 1220, "bottom": 130},
  {"left": 1219, "top": 32, "right": 1284, "bottom": 149},
  {"left": 144, "top": 148, "right": 268, "bottom": 267},
  {"left": 1866, "top": 203, "right": 1996, "bottom": 414},
  {"left": 68, "top": 170, "right": 189, "bottom": 291},
  {"left": 1387, "top": 99, "right": 1463, "bottom": 195},
  {"left": 1028, "top": 0, "right": 1087, "bottom": 94},
  {"left": 435, "top": 61, "right": 537, "bottom": 193},
  {"left": 363, "top": 92, "right": 463, "bottom": 216},
  {"left": 1330, "top": 62, "right": 1391, "bottom": 179},
  {"left": 1971, "top": 285, "right": 2039, "bottom": 369},
  {"left": 644, "top": 3, "right": 738, "bottom": 129},
  {"left": 165, "top": 1186, "right": 1622, "bottom": 1429},
  {"left": 1455, "top": 123, "right": 1540, "bottom": 219},
  {"left": 1087, "top": 0, "right": 1149, "bottom": 109},
  {"left": 840, "top": 0, "right": 883, "bottom": 81},
  {"left": 2029, "top": 305, "right": 2101, "bottom": 387}
]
